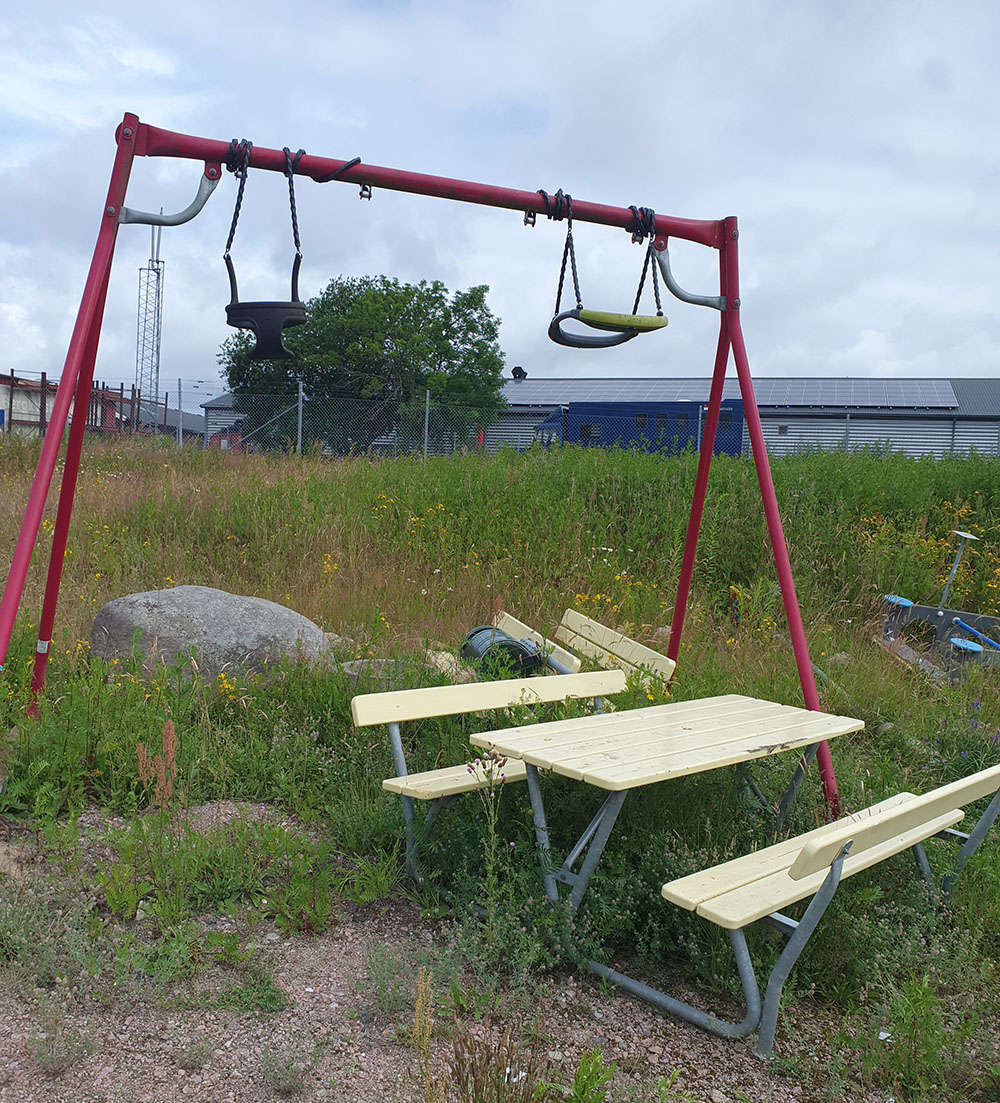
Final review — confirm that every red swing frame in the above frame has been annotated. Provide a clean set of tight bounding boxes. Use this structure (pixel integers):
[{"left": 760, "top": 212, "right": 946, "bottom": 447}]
[{"left": 0, "top": 112, "right": 840, "bottom": 814}]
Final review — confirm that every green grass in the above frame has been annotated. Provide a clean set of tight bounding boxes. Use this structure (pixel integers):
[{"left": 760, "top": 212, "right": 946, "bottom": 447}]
[{"left": 4, "top": 436, "right": 1000, "bottom": 1099}]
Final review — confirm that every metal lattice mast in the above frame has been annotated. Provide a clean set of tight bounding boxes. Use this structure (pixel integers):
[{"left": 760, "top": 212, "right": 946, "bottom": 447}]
[{"left": 135, "top": 224, "right": 164, "bottom": 420}]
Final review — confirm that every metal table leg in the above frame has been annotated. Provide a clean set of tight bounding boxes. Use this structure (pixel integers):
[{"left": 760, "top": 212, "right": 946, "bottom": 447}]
[{"left": 524, "top": 762, "right": 628, "bottom": 911}]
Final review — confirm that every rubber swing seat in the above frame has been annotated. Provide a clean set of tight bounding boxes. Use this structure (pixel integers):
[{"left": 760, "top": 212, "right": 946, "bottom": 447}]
[{"left": 548, "top": 308, "right": 668, "bottom": 349}]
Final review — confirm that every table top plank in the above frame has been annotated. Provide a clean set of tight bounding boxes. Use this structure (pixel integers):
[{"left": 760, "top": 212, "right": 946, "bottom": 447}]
[
  {"left": 468, "top": 695, "right": 764, "bottom": 755},
  {"left": 492, "top": 701, "right": 843, "bottom": 763},
  {"left": 469, "top": 694, "right": 864, "bottom": 792},
  {"left": 577, "top": 713, "right": 863, "bottom": 788}
]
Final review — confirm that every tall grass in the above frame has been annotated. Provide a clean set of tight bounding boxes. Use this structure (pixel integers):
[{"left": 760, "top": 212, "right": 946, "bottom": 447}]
[{"left": 7, "top": 436, "right": 1000, "bottom": 648}]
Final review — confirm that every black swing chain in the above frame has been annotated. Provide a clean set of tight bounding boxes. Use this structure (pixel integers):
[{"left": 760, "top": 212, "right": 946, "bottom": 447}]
[
  {"left": 223, "top": 139, "right": 253, "bottom": 258},
  {"left": 538, "top": 189, "right": 583, "bottom": 314},
  {"left": 629, "top": 205, "right": 664, "bottom": 317},
  {"left": 283, "top": 147, "right": 306, "bottom": 256},
  {"left": 223, "top": 141, "right": 307, "bottom": 262}
]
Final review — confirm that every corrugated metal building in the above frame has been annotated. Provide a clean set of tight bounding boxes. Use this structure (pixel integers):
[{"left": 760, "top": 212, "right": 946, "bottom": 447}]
[{"left": 498, "top": 377, "right": 1000, "bottom": 459}]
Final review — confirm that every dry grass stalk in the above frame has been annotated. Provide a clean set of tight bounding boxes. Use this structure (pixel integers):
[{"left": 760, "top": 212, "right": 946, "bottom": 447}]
[
  {"left": 136, "top": 719, "right": 177, "bottom": 812},
  {"left": 413, "top": 967, "right": 446, "bottom": 1103}
]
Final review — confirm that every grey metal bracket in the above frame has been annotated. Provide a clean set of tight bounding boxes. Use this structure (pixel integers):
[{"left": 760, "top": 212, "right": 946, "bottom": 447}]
[
  {"left": 760, "top": 911, "right": 799, "bottom": 938},
  {"left": 773, "top": 743, "right": 822, "bottom": 834},
  {"left": 942, "top": 788, "right": 1000, "bottom": 895},
  {"left": 654, "top": 242, "right": 726, "bottom": 311},
  {"left": 735, "top": 762, "right": 774, "bottom": 818},
  {"left": 524, "top": 763, "right": 629, "bottom": 910},
  {"left": 119, "top": 169, "right": 221, "bottom": 226}
]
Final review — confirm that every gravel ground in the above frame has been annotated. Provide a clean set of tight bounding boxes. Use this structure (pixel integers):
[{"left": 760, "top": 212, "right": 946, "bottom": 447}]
[{"left": 0, "top": 807, "right": 888, "bottom": 1103}]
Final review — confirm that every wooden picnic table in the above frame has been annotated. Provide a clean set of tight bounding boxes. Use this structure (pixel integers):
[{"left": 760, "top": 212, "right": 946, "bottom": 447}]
[{"left": 469, "top": 693, "right": 864, "bottom": 909}]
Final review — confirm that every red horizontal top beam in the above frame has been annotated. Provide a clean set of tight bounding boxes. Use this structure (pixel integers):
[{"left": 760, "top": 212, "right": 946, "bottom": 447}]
[{"left": 129, "top": 119, "right": 724, "bottom": 250}]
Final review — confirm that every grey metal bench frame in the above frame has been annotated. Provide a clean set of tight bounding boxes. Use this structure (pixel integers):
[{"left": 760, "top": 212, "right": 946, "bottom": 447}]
[
  {"left": 351, "top": 669, "right": 628, "bottom": 880},
  {"left": 650, "top": 763, "right": 1000, "bottom": 1056}
]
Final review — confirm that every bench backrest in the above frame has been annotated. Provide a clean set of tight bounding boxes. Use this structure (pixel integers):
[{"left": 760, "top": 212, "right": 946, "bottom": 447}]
[
  {"left": 555, "top": 609, "right": 677, "bottom": 681},
  {"left": 351, "top": 668, "right": 627, "bottom": 727},
  {"left": 789, "top": 762, "right": 1000, "bottom": 880},
  {"left": 493, "top": 611, "right": 582, "bottom": 673}
]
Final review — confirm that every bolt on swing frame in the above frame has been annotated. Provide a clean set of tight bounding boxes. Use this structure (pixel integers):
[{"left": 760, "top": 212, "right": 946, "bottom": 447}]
[{"left": 0, "top": 111, "right": 839, "bottom": 815}]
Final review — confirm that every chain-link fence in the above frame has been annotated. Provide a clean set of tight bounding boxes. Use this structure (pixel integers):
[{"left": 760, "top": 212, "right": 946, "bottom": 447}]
[
  {"left": 1, "top": 376, "right": 509, "bottom": 456},
  {"left": 203, "top": 391, "right": 503, "bottom": 457},
  {"left": 4, "top": 376, "right": 756, "bottom": 460}
]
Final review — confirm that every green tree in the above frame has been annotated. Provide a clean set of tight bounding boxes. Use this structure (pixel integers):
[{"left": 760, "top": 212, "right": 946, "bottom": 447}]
[{"left": 217, "top": 275, "right": 507, "bottom": 453}]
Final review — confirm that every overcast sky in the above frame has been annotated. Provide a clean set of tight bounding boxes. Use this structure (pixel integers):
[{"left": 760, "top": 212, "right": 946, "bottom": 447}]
[{"left": 3, "top": 1, "right": 999, "bottom": 409}]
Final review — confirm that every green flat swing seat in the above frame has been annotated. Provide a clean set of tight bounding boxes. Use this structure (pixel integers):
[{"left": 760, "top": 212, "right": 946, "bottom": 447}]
[
  {"left": 578, "top": 309, "right": 668, "bottom": 333},
  {"left": 549, "top": 307, "right": 668, "bottom": 349}
]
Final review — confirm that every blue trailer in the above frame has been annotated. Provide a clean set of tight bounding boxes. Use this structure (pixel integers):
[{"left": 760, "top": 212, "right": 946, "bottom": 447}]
[{"left": 534, "top": 399, "right": 744, "bottom": 456}]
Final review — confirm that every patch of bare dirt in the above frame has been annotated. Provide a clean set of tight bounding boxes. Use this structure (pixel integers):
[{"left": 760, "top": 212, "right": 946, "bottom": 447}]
[{"left": 0, "top": 803, "right": 885, "bottom": 1102}]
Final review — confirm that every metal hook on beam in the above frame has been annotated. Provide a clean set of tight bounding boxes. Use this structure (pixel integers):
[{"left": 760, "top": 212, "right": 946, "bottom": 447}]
[
  {"left": 653, "top": 239, "right": 726, "bottom": 311},
  {"left": 118, "top": 164, "right": 222, "bottom": 227}
]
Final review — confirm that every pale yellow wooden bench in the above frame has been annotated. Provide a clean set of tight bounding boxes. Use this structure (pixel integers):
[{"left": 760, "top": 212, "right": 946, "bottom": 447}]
[
  {"left": 351, "top": 668, "right": 628, "bottom": 879},
  {"left": 494, "top": 608, "right": 676, "bottom": 684},
  {"left": 645, "top": 763, "right": 1000, "bottom": 1056}
]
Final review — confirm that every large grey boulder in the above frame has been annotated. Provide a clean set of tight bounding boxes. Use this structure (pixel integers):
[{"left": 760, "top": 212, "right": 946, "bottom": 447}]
[{"left": 90, "top": 585, "right": 331, "bottom": 678}]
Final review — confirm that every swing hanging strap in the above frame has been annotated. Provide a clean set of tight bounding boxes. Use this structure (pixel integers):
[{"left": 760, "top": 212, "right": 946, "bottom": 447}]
[
  {"left": 222, "top": 138, "right": 253, "bottom": 302},
  {"left": 538, "top": 189, "right": 583, "bottom": 315},
  {"left": 284, "top": 145, "right": 306, "bottom": 303}
]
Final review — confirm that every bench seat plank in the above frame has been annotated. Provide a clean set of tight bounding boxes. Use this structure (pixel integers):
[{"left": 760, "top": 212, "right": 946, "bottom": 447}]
[
  {"left": 662, "top": 793, "right": 918, "bottom": 911},
  {"left": 383, "top": 757, "right": 529, "bottom": 800},
  {"left": 694, "top": 808, "right": 964, "bottom": 929}
]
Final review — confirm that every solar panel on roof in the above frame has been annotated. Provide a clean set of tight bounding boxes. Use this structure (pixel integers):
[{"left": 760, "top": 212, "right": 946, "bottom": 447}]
[{"left": 502, "top": 377, "right": 960, "bottom": 409}]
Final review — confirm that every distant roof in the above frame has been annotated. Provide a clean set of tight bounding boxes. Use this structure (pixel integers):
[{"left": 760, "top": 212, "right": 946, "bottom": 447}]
[
  {"left": 137, "top": 404, "right": 206, "bottom": 434},
  {"left": 503, "top": 377, "right": 1000, "bottom": 418},
  {"left": 201, "top": 393, "right": 237, "bottom": 410}
]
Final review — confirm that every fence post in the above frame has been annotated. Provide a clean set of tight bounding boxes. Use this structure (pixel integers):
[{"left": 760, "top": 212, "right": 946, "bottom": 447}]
[
  {"left": 423, "top": 389, "right": 430, "bottom": 460},
  {"left": 39, "top": 372, "right": 48, "bottom": 437},
  {"left": 177, "top": 379, "right": 183, "bottom": 446},
  {"left": 297, "top": 379, "right": 304, "bottom": 455},
  {"left": 6, "top": 368, "right": 13, "bottom": 433}
]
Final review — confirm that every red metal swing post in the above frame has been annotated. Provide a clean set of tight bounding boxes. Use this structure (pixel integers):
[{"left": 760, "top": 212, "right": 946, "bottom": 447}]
[{"left": 0, "top": 113, "right": 838, "bottom": 813}]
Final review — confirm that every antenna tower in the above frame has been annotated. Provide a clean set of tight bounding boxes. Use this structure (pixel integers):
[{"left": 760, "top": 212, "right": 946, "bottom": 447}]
[{"left": 135, "top": 223, "right": 164, "bottom": 426}]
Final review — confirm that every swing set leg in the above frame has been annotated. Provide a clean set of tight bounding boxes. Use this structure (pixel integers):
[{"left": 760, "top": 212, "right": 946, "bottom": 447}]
[{"left": 664, "top": 226, "right": 840, "bottom": 818}]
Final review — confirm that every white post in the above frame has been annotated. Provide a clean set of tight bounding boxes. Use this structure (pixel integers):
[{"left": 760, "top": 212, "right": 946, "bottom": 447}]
[
  {"left": 423, "top": 389, "right": 431, "bottom": 460},
  {"left": 297, "top": 379, "right": 304, "bottom": 455},
  {"left": 177, "top": 379, "right": 183, "bottom": 446}
]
